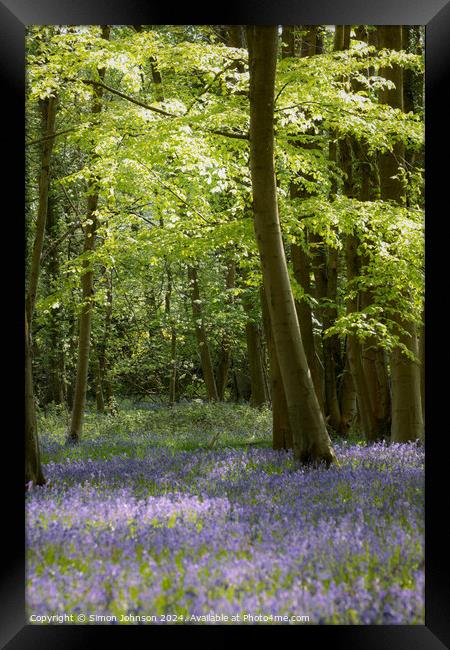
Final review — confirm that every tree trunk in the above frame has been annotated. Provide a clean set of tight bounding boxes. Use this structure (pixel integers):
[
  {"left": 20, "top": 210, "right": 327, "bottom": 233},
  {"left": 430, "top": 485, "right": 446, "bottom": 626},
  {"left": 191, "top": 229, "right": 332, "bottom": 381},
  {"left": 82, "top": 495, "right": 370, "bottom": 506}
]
[
  {"left": 25, "top": 311, "right": 45, "bottom": 487},
  {"left": 188, "top": 266, "right": 219, "bottom": 401},
  {"left": 25, "top": 93, "right": 58, "bottom": 486},
  {"left": 26, "top": 95, "right": 58, "bottom": 326},
  {"left": 339, "top": 116, "right": 385, "bottom": 441},
  {"left": 345, "top": 233, "right": 380, "bottom": 440},
  {"left": 338, "top": 340, "right": 357, "bottom": 435},
  {"left": 98, "top": 270, "right": 114, "bottom": 410},
  {"left": 94, "top": 352, "right": 105, "bottom": 413},
  {"left": 282, "top": 24, "right": 326, "bottom": 419},
  {"left": 310, "top": 236, "right": 343, "bottom": 431},
  {"left": 261, "top": 287, "right": 293, "bottom": 449},
  {"left": 169, "top": 329, "right": 177, "bottom": 405},
  {"left": 418, "top": 307, "right": 425, "bottom": 420},
  {"left": 68, "top": 25, "right": 110, "bottom": 442},
  {"left": 360, "top": 288, "right": 391, "bottom": 437},
  {"left": 377, "top": 26, "right": 423, "bottom": 443},
  {"left": 215, "top": 260, "right": 235, "bottom": 400},
  {"left": 44, "top": 182, "right": 67, "bottom": 405},
  {"left": 247, "top": 25, "right": 335, "bottom": 465},
  {"left": 243, "top": 293, "right": 268, "bottom": 407},
  {"left": 291, "top": 242, "right": 325, "bottom": 413}
]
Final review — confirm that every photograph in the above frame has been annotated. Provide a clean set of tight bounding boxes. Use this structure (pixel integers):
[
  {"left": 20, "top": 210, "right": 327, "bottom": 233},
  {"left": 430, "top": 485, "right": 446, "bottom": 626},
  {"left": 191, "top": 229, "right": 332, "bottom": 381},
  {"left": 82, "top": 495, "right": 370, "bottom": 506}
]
[
  {"left": 24, "top": 21, "right": 425, "bottom": 625},
  {"left": 1, "top": 2, "right": 446, "bottom": 646}
]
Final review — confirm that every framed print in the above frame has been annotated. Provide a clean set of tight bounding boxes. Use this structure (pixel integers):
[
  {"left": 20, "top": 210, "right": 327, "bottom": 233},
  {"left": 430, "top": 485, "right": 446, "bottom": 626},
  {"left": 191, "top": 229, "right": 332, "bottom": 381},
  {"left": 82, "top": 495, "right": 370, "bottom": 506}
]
[{"left": 3, "top": 0, "right": 449, "bottom": 647}]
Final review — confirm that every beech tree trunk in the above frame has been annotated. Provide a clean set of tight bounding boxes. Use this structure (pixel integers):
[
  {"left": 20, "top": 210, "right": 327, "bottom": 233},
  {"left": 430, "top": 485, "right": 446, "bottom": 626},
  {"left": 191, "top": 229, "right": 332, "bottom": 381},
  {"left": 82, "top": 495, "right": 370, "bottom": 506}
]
[
  {"left": 247, "top": 25, "right": 335, "bottom": 465},
  {"left": 68, "top": 25, "right": 110, "bottom": 442},
  {"left": 261, "top": 287, "right": 293, "bottom": 449},
  {"left": 377, "top": 26, "right": 423, "bottom": 443},
  {"left": 188, "top": 266, "right": 219, "bottom": 401}
]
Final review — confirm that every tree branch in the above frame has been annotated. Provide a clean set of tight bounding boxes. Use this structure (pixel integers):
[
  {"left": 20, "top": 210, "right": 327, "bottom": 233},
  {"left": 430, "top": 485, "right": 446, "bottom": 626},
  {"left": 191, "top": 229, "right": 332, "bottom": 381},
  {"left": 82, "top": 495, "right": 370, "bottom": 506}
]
[
  {"left": 82, "top": 79, "right": 249, "bottom": 140},
  {"left": 25, "top": 127, "right": 79, "bottom": 148}
]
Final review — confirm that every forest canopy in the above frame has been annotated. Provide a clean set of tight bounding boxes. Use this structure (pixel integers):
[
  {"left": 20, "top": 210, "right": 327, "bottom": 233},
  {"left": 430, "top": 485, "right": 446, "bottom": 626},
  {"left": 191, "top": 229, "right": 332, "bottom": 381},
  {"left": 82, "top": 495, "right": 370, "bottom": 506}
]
[{"left": 25, "top": 24, "right": 424, "bottom": 483}]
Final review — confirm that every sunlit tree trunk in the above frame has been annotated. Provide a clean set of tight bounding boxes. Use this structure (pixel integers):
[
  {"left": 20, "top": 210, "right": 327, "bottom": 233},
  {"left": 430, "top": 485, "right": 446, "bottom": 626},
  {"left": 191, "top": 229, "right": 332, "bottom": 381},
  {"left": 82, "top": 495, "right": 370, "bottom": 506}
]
[
  {"left": 247, "top": 25, "right": 335, "bottom": 465},
  {"left": 377, "top": 25, "right": 423, "bottom": 443},
  {"left": 68, "top": 25, "right": 111, "bottom": 443},
  {"left": 188, "top": 266, "right": 219, "bottom": 401}
]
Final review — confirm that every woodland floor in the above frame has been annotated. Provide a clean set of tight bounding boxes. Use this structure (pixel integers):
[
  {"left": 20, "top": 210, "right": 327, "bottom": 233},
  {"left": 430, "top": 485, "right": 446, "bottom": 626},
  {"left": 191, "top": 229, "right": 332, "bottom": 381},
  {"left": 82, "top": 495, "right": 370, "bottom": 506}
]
[{"left": 26, "top": 402, "right": 424, "bottom": 625}]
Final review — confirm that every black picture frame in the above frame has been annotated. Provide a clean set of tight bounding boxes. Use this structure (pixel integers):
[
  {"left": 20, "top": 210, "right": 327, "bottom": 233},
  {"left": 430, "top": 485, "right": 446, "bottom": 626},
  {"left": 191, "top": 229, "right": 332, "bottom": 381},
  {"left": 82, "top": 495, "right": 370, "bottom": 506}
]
[{"left": 3, "top": 1, "right": 449, "bottom": 647}]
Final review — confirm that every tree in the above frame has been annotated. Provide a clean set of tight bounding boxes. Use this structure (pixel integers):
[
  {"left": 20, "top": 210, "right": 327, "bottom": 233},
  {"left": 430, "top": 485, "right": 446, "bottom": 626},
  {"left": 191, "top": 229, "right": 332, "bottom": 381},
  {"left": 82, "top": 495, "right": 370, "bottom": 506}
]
[
  {"left": 247, "top": 25, "right": 336, "bottom": 465},
  {"left": 188, "top": 266, "right": 219, "bottom": 401},
  {"left": 377, "top": 26, "right": 423, "bottom": 443},
  {"left": 25, "top": 91, "right": 58, "bottom": 486},
  {"left": 68, "top": 25, "right": 111, "bottom": 443}
]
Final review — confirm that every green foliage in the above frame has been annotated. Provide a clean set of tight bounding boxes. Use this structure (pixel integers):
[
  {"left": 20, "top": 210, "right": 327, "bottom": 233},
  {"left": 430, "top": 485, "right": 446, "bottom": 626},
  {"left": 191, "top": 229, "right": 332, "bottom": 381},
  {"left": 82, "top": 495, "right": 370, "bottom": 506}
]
[{"left": 26, "top": 25, "right": 424, "bottom": 404}]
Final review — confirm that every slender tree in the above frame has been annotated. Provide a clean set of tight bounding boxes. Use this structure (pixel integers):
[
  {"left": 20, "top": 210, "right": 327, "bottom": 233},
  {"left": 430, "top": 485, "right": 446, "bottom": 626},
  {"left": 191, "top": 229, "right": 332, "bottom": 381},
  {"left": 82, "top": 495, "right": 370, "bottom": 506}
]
[
  {"left": 377, "top": 25, "right": 423, "bottom": 443},
  {"left": 281, "top": 25, "right": 325, "bottom": 415},
  {"left": 188, "top": 266, "right": 219, "bottom": 401},
  {"left": 247, "top": 25, "right": 335, "bottom": 465},
  {"left": 68, "top": 25, "right": 111, "bottom": 443},
  {"left": 216, "top": 260, "right": 236, "bottom": 401},
  {"left": 242, "top": 292, "right": 268, "bottom": 407},
  {"left": 25, "top": 93, "right": 58, "bottom": 486}
]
